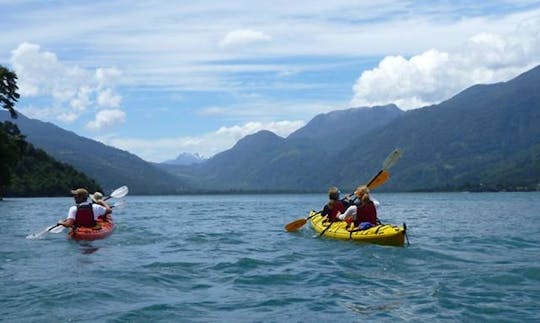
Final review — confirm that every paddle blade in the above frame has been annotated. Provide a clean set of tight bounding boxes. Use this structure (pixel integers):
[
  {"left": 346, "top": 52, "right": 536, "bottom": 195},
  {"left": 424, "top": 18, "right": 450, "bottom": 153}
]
[
  {"left": 112, "top": 200, "right": 127, "bottom": 210},
  {"left": 26, "top": 224, "right": 63, "bottom": 239},
  {"left": 285, "top": 218, "right": 307, "bottom": 232},
  {"left": 382, "top": 148, "right": 402, "bottom": 170},
  {"left": 367, "top": 170, "right": 389, "bottom": 190},
  {"left": 109, "top": 186, "right": 129, "bottom": 199},
  {"left": 26, "top": 229, "right": 48, "bottom": 240}
]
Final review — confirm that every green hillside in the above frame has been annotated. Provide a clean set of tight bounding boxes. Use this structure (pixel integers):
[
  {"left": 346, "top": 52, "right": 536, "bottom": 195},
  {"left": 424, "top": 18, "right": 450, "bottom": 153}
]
[
  {"left": 0, "top": 112, "right": 191, "bottom": 195},
  {"left": 332, "top": 65, "right": 540, "bottom": 191},
  {"left": 0, "top": 121, "right": 101, "bottom": 198}
]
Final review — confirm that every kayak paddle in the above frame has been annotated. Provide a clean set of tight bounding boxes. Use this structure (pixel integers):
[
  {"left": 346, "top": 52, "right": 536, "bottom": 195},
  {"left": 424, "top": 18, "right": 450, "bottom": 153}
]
[
  {"left": 284, "top": 148, "right": 402, "bottom": 232},
  {"left": 284, "top": 211, "right": 320, "bottom": 232},
  {"left": 104, "top": 185, "right": 129, "bottom": 201},
  {"left": 365, "top": 148, "right": 402, "bottom": 190},
  {"left": 111, "top": 200, "right": 127, "bottom": 210}
]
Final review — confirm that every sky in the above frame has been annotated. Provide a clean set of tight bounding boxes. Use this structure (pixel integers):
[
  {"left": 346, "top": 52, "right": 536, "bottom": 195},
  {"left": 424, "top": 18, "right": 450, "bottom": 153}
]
[{"left": 2, "top": 1, "right": 540, "bottom": 162}]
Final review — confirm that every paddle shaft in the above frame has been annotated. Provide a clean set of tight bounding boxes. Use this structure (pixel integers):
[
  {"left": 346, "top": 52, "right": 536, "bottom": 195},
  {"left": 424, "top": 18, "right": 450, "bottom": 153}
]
[
  {"left": 367, "top": 170, "right": 384, "bottom": 188},
  {"left": 48, "top": 223, "right": 62, "bottom": 232},
  {"left": 319, "top": 220, "right": 335, "bottom": 236}
]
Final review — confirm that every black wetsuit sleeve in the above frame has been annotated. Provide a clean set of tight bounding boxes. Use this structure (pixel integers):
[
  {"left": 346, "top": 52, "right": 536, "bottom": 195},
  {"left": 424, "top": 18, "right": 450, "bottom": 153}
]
[{"left": 321, "top": 204, "right": 330, "bottom": 216}]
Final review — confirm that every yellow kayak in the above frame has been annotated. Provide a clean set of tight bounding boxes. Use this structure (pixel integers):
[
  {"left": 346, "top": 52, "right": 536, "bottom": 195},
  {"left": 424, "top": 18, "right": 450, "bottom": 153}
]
[{"left": 309, "top": 210, "right": 407, "bottom": 247}]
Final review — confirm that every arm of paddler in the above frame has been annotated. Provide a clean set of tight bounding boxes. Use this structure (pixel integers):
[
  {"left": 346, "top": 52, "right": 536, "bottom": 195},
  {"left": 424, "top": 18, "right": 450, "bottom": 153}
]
[
  {"left": 57, "top": 218, "right": 74, "bottom": 227},
  {"left": 94, "top": 201, "right": 112, "bottom": 222}
]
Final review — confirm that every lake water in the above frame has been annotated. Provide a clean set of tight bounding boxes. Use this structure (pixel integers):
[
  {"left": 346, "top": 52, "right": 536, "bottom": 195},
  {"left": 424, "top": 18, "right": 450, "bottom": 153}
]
[{"left": 1, "top": 192, "right": 540, "bottom": 322}]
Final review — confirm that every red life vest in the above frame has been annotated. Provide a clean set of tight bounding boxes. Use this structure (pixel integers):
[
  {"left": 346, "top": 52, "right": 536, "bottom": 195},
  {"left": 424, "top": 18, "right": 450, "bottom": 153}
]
[
  {"left": 355, "top": 201, "right": 377, "bottom": 226},
  {"left": 323, "top": 200, "right": 345, "bottom": 222},
  {"left": 329, "top": 201, "right": 345, "bottom": 222},
  {"left": 74, "top": 203, "right": 96, "bottom": 227}
]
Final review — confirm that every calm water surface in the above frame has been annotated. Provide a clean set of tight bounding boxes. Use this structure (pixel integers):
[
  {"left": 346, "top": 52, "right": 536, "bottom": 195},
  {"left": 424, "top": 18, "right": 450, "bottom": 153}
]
[{"left": 1, "top": 192, "right": 539, "bottom": 322}]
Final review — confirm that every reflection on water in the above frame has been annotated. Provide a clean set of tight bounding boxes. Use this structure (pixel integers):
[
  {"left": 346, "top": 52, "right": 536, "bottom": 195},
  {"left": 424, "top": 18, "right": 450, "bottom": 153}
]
[{"left": 79, "top": 243, "right": 99, "bottom": 254}]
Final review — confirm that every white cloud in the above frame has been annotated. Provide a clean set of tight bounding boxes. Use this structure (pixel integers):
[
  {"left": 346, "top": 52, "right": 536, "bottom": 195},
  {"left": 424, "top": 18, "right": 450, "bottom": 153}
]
[
  {"left": 5, "top": 2, "right": 540, "bottom": 165},
  {"left": 96, "top": 67, "right": 122, "bottom": 88},
  {"left": 10, "top": 42, "right": 89, "bottom": 98},
  {"left": 10, "top": 42, "right": 125, "bottom": 128},
  {"left": 86, "top": 109, "right": 126, "bottom": 131},
  {"left": 70, "top": 86, "right": 92, "bottom": 112},
  {"left": 99, "top": 120, "right": 305, "bottom": 162},
  {"left": 97, "top": 89, "right": 122, "bottom": 108},
  {"left": 220, "top": 29, "right": 272, "bottom": 48},
  {"left": 351, "top": 15, "right": 540, "bottom": 110},
  {"left": 4, "top": 3, "right": 540, "bottom": 96},
  {"left": 58, "top": 112, "right": 79, "bottom": 123}
]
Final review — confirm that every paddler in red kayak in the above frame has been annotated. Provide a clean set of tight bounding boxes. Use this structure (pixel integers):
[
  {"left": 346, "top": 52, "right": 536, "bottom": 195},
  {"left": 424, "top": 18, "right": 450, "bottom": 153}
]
[
  {"left": 89, "top": 191, "right": 112, "bottom": 222},
  {"left": 57, "top": 188, "right": 112, "bottom": 228}
]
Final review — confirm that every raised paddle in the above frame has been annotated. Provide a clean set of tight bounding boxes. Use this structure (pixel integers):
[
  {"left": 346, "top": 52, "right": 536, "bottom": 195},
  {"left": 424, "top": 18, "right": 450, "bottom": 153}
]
[
  {"left": 284, "top": 148, "right": 402, "bottom": 232},
  {"left": 103, "top": 185, "right": 129, "bottom": 201},
  {"left": 365, "top": 148, "right": 402, "bottom": 190}
]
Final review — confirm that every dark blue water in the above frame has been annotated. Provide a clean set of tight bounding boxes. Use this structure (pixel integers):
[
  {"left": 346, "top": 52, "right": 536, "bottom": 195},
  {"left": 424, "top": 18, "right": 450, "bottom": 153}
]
[{"left": 1, "top": 192, "right": 540, "bottom": 322}]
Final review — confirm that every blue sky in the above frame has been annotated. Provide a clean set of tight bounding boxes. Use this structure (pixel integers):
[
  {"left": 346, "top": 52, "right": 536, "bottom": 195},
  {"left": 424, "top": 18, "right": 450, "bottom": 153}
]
[{"left": 2, "top": 1, "right": 540, "bottom": 162}]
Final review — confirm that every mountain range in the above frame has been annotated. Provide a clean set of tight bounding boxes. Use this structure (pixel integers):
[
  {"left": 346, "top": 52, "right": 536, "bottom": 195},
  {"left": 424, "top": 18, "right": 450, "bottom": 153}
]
[
  {"left": 3, "top": 65, "right": 540, "bottom": 194},
  {"left": 160, "top": 65, "right": 540, "bottom": 192},
  {"left": 158, "top": 104, "right": 405, "bottom": 191}
]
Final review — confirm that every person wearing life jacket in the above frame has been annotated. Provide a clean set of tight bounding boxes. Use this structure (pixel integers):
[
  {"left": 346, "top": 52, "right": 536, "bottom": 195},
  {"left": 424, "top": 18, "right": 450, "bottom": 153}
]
[
  {"left": 57, "top": 188, "right": 111, "bottom": 228},
  {"left": 90, "top": 191, "right": 112, "bottom": 222},
  {"left": 336, "top": 185, "right": 378, "bottom": 230},
  {"left": 320, "top": 187, "right": 345, "bottom": 223}
]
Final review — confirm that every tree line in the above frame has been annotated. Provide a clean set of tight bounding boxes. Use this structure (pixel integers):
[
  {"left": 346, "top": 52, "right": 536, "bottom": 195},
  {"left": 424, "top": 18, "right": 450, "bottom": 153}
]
[{"left": 0, "top": 65, "right": 102, "bottom": 198}]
